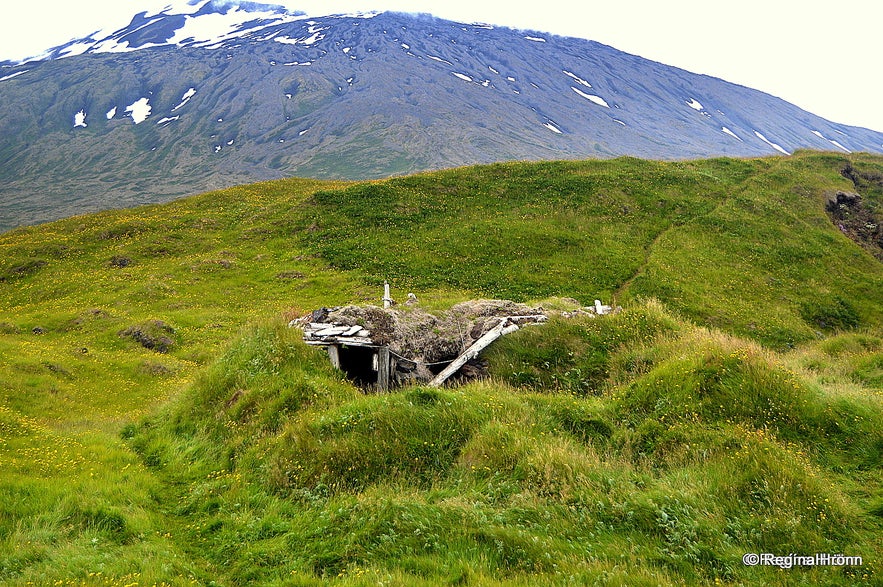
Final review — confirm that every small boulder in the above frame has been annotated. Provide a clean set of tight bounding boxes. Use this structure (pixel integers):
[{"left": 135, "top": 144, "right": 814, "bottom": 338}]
[
  {"left": 109, "top": 255, "right": 132, "bottom": 268},
  {"left": 119, "top": 320, "right": 176, "bottom": 353}
]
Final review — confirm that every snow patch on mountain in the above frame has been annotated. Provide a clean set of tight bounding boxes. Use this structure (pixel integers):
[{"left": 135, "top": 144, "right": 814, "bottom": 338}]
[
  {"left": 73, "top": 110, "right": 87, "bottom": 128},
  {"left": 164, "top": 7, "right": 300, "bottom": 48},
  {"left": 722, "top": 127, "right": 742, "bottom": 141},
  {"left": 428, "top": 55, "right": 453, "bottom": 65},
  {"left": 172, "top": 88, "right": 197, "bottom": 111},
  {"left": 145, "top": 0, "right": 211, "bottom": 18},
  {"left": 563, "top": 70, "right": 591, "bottom": 88},
  {"left": 125, "top": 98, "right": 152, "bottom": 124},
  {"left": 276, "top": 25, "right": 326, "bottom": 46},
  {"left": 106, "top": 107, "right": 116, "bottom": 119},
  {"left": 572, "top": 87, "right": 609, "bottom": 108},
  {"left": 754, "top": 131, "right": 789, "bottom": 155},
  {"left": 0, "top": 70, "right": 28, "bottom": 82},
  {"left": 687, "top": 98, "right": 703, "bottom": 111},
  {"left": 812, "top": 130, "right": 851, "bottom": 153},
  {"left": 829, "top": 140, "right": 850, "bottom": 153},
  {"left": 90, "top": 39, "right": 143, "bottom": 54},
  {"left": 58, "top": 42, "right": 94, "bottom": 58}
]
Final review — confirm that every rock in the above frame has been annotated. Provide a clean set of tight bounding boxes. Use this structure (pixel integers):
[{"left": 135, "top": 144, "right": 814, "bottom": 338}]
[
  {"left": 826, "top": 190, "right": 862, "bottom": 212},
  {"left": 119, "top": 320, "right": 176, "bottom": 353},
  {"left": 311, "top": 307, "right": 331, "bottom": 323},
  {"left": 109, "top": 255, "right": 132, "bottom": 268}
]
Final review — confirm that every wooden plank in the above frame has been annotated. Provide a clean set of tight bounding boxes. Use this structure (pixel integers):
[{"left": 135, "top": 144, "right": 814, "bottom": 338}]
[
  {"left": 377, "top": 346, "right": 390, "bottom": 392},
  {"left": 304, "top": 337, "right": 376, "bottom": 347},
  {"left": 383, "top": 281, "right": 392, "bottom": 309},
  {"left": 428, "top": 320, "right": 519, "bottom": 387},
  {"left": 333, "top": 336, "right": 375, "bottom": 346},
  {"left": 327, "top": 344, "right": 341, "bottom": 369},
  {"left": 313, "top": 326, "right": 349, "bottom": 336}
]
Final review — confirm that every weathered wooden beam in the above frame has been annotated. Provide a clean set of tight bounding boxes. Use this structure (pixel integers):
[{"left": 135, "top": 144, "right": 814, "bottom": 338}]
[
  {"left": 377, "top": 346, "right": 390, "bottom": 392},
  {"left": 304, "top": 337, "right": 376, "bottom": 347},
  {"left": 383, "top": 281, "right": 392, "bottom": 309},
  {"left": 326, "top": 344, "right": 341, "bottom": 369},
  {"left": 311, "top": 325, "right": 352, "bottom": 337},
  {"left": 334, "top": 336, "right": 375, "bottom": 346},
  {"left": 428, "top": 320, "right": 519, "bottom": 387}
]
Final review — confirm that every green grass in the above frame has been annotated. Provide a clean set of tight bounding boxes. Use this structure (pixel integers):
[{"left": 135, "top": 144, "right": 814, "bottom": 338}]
[
  {"left": 121, "top": 312, "right": 882, "bottom": 585},
  {"left": 294, "top": 153, "right": 883, "bottom": 349},
  {"left": 0, "top": 152, "right": 881, "bottom": 585}
]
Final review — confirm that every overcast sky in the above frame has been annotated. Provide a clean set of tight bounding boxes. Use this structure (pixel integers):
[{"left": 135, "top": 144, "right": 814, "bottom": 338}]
[{"left": 2, "top": 0, "right": 881, "bottom": 132}]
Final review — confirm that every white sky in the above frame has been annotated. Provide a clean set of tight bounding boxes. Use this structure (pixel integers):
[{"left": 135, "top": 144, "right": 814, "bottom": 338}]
[{"left": 2, "top": 0, "right": 881, "bottom": 132}]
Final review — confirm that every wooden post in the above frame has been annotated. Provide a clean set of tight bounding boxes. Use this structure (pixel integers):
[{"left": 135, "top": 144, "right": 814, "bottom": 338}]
[
  {"left": 428, "top": 320, "right": 519, "bottom": 387},
  {"left": 383, "top": 281, "right": 392, "bottom": 309},
  {"left": 377, "top": 346, "right": 390, "bottom": 392},
  {"left": 326, "top": 344, "right": 341, "bottom": 369}
]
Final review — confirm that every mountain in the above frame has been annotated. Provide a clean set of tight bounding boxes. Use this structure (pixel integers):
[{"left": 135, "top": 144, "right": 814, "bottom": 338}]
[{"left": 2, "top": 0, "right": 883, "bottom": 231}]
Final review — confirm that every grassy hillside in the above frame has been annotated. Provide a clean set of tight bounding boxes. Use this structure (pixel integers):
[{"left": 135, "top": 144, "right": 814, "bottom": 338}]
[{"left": 0, "top": 151, "right": 881, "bottom": 585}]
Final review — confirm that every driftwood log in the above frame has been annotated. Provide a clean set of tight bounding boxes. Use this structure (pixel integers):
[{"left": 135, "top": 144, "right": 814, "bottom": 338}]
[{"left": 428, "top": 318, "right": 520, "bottom": 387}]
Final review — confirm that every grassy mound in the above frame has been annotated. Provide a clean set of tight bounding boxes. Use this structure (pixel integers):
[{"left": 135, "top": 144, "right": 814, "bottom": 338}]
[
  {"left": 1, "top": 152, "right": 882, "bottom": 585},
  {"left": 296, "top": 153, "right": 883, "bottom": 348},
  {"left": 484, "top": 299, "right": 679, "bottom": 394},
  {"left": 112, "top": 303, "right": 882, "bottom": 585}
]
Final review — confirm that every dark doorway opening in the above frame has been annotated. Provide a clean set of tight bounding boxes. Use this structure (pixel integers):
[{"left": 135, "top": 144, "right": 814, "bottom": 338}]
[{"left": 337, "top": 345, "right": 378, "bottom": 387}]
